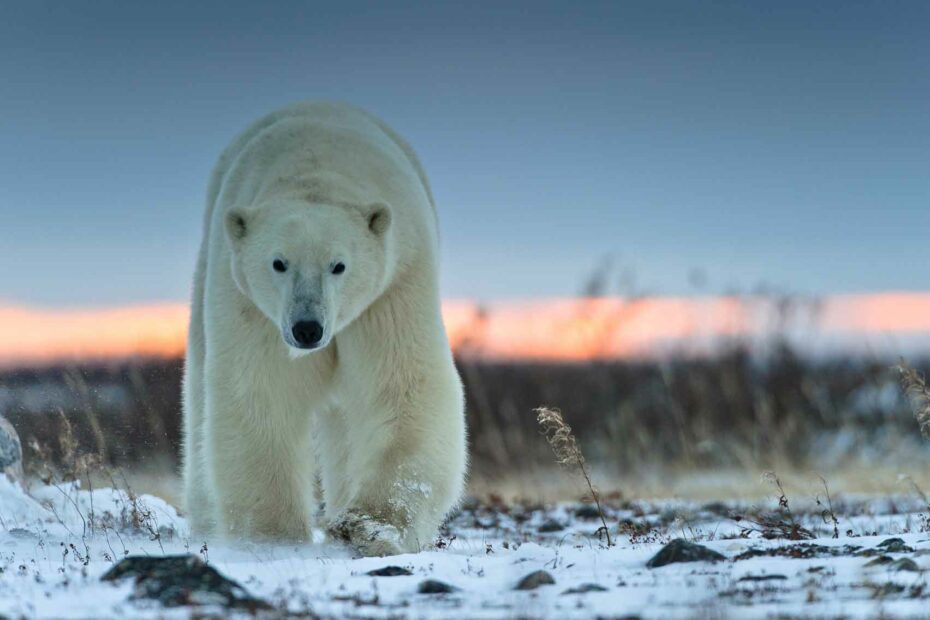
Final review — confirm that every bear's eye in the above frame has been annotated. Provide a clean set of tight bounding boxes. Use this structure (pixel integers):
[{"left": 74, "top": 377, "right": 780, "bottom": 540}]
[
  {"left": 272, "top": 259, "right": 288, "bottom": 273},
  {"left": 331, "top": 262, "right": 346, "bottom": 275}
]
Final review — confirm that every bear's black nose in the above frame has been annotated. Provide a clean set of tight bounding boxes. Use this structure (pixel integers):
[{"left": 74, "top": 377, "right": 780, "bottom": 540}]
[{"left": 292, "top": 320, "right": 323, "bottom": 348}]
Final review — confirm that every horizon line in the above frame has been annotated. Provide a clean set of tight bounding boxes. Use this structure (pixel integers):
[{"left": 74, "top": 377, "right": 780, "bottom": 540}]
[{"left": 2, "top": 291, "right": 930, "bottom": 368}]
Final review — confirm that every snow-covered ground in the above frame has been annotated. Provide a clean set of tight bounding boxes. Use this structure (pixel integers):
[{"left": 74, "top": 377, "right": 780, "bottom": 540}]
[{"left": 2, "top": 476, "right": 930, "bottom": 618}]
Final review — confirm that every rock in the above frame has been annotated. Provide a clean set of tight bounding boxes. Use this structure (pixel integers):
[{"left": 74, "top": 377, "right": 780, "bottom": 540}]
[
  {"left": 8, "top": 528, "right": 38, "bottom": 540},
  {"left": 877, "top": 538, "right": 915, "bottom": 554},
  {"left": 737, "top": 574, "right": 788, "bottom": 582},
  {"left": 878, "top": 537, "right": 905, "bottom": 546},
  {"left": 562, "top": 583, "right": 608, "bottom": 594},
  {"left": 366, "top": 565, "right": 413, "bottom": 577},
  {"left": 472, "top": 516, "right": 498, "bottom": 529},
  {"left": 736, "top": 543, "right": 861, "bottom": 561},
  {"left": 100, "top": 555, "right": 270, "bottom": 611},
  {"left": 515, "top": 570, "right": 555, "bottom": 590},
  {"left": 701, "top": 502, "right": 731, "bottom": 517},
  {"left": 575, "top": 504, "right": 601, "bottom": 520},
  {"left": 417, "top": 579, "right": 457, "bottom": 593},
  {"left": 868, "top": 555, "right": 920, "bottom": 571},
  {"left": 0, "top": 416, "right": 23, "bottom": 482},
  {"left": 873, "top": 582, "right": 907, "bottom": 597},
  {"left": 892, "top": 558, "right": 920, "bottom": 572},
  {"left": 538, "top": 519, "right": 565, "bottom": 533},
  {"left": 647, "top": 539, "right": 725, "bottom": 568},
  {"left": 865, "top": 555, "right": 895, "bottom": 567}
]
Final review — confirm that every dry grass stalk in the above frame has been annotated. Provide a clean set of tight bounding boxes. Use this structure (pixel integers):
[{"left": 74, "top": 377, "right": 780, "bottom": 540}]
[
  {"left": 816, "top": 475, "right": 840, "bottom": 539},
  {"left": 63, "top": 368, "right": 109, "bottom": 461},
  {"left": 535, "top": 407, "right": 612, "bottom": 546},
  {"left": 754, "top": 471, "right": 814, "bottom": 540},
  {"left": 895, "top": 360, "right": 930, "bottom": 440}
]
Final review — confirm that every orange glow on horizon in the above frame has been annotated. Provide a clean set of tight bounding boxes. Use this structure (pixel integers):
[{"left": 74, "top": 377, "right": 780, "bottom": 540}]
[
  {"left": 0, "top": 303, "right": 189, "bottom": 367},
  {"left": 1, "top": 293, "right": 930, "bottom": 367}
]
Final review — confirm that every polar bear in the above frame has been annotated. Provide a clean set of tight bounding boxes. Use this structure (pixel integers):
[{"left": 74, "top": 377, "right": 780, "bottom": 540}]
[{"left": 182, "top": 102, "right": 467, "bottom": 556}]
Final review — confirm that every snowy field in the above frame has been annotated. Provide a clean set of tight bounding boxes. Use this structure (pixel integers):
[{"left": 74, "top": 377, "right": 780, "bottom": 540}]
[{"left": 2, "top": 477, "right": 930, "bottom": 618}]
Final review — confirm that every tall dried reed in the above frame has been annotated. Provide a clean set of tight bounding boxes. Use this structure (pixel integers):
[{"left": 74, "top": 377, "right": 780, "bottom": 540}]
[
  {"left": 896, "top": 360, "right": 930, "bottom": 440},
  {"left": 536, "top": 406, "right": 612, "bottom": 546}
]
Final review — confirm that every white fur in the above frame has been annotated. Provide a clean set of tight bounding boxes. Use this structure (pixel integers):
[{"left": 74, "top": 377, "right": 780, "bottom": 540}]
[{"left": 182, "top": 102, "right": 467, "bottom": 556}]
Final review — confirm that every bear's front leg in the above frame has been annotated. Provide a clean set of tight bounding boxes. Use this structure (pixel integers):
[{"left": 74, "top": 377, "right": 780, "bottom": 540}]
[
  {"left": 204, "top": 391, "right": 314, "bottom": 541},
  {"left": 319, "top": 392, "right": 466, "bottom": 557}
]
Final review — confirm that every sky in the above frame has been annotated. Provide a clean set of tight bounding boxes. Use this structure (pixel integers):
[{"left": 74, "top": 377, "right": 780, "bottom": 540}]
[{"left": 0, "top": 1, "right": 928, "bottom": 307}]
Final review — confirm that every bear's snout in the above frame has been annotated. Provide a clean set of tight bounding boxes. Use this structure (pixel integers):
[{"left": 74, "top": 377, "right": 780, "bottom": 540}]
[{"left": 291, "top": 320, "right": 324, "bottom": 348}]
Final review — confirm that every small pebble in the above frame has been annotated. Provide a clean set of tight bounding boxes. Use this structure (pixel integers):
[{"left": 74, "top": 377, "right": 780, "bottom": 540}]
[
  {"left": 367, "top": 566, "right": 413, "bottom": 577},
  {"left": 538, "top": 519, "right": 565, "bottom": 533},
  {"left": 575, "top": 505, "right": 601, "bottom": 519},
  {"left": 418, "top": 579, "right": 457, "bottom": 594},
  {"left": 562, "top": 583, "right": 608, "bottom": 594}
]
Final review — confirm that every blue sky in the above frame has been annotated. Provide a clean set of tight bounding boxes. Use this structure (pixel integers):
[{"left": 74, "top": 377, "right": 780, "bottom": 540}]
[{"left": 1, "top": 1, "right": 928, "bottom": 306}]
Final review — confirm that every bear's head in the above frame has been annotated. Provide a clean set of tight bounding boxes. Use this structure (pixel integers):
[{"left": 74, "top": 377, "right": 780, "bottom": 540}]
[{"left": 224, "top": 198, "right": 392, "bottom": 355}]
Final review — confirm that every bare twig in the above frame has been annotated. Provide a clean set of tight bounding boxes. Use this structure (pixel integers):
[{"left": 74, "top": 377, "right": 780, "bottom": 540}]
[
  {"left": 751, "top": 472, "right": 814, "bottom": 540},
  {"left": 763, "top": 471, "right": 790, "bottom": 512},
  {"left": 899, "top": 474, "right": 929, "bottom": 507}
]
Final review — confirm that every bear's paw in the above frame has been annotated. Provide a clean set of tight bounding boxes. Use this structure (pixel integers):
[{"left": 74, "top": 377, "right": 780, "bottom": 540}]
[{"left": 328, "top": 512, "right": 405, "bottom": 557}]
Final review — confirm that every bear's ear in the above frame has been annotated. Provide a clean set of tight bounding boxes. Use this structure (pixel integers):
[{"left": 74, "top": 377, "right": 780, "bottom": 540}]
[
  {"left": 366, "top": 202, "right": 392, "bottom": 236},
  {"left": 224, "top": 207, "right": 253, "bottom": 247}
]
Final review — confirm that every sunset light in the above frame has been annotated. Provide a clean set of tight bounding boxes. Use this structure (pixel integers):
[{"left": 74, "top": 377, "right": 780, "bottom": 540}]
[{"left": 3, "top": 293, "right": 930, "bottom": 368}]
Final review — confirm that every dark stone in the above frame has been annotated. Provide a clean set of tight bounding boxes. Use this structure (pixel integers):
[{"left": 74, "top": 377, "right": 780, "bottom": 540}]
[
  {"left": 646, "top": 539, "right": 725, "bottom": 568},
  {"left": 873, "top": 582, "right": 907, "bottom": 597},
  {"left": 700, "top": 502, "right": 730, "bottom": 517},
  {"left": 865, "top": 555, "right": 895, "bottom": 566},
  {"left": 737, "top": 574, "right": 788, "bottom": 582},
  {"left": 366, "top": 565, "right": 413, "bottom": 577},
  {"left": 472, "top": 516, "right": 498, "bottom": 529},
  {"left": 512, "top": 509, "right": 532, "bottom": 524},
  {"left": 562, "top": 583, "right": 608, "bottom": 594},
  {"left": 877, "top": 538, "right": 915, "bottom": 554},
  {"left": 892, "top": 558, "right": 920, "bottom": 572},
  {"left": 100, "top": 555, "right": 270, "bottom": 611},
  {"left": 735, "top": 543, "right": 862, "bottom": 561},
  {"left": 538, "top": 519, "right": 565, "bottom": 533},
  {"left": 575, "top": 504, "right": 601, "bottom": 519},
  {"left": 417, "top": 579, "right": 457, "bottom": 594},
  {"left": 878, "top": 537, "right": 905, "bottom": 546},
  {"left": 868, "top": 555, "right": 920, "bottom": 572},
  {"left": 515, "top": 570, "right": 556, "bottom": 590}
]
